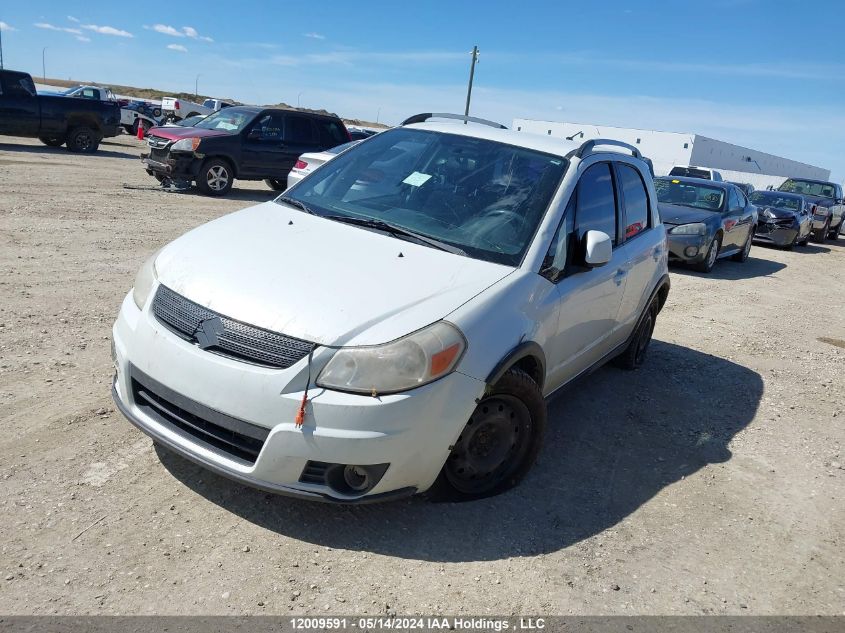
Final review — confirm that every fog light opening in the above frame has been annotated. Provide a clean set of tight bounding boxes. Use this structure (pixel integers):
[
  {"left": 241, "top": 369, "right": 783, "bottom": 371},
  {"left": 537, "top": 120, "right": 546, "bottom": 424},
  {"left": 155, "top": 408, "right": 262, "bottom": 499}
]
[
  {"left": 684, "top": 246, "right": 699, "bottom": 257},
  {"left": 343, "top": 465, "right": 370, "bottom": 492}
]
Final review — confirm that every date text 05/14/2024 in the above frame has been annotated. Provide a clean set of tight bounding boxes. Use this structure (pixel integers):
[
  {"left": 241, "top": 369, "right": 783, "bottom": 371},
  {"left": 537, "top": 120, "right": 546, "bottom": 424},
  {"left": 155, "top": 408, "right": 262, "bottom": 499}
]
[{"left": 289, "top": 617, "right": 547, "bottom": 631}]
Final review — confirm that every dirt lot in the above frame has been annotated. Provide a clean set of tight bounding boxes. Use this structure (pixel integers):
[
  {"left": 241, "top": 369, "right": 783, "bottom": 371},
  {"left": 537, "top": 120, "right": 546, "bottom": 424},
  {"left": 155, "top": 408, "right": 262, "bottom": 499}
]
[{"left": 0, "top": 134, "right": 843, "bottom": 616}]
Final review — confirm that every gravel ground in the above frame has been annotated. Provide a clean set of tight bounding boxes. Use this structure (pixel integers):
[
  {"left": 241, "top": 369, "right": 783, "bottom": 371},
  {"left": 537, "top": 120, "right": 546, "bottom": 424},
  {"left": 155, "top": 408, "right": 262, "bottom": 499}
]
[{"left": 0, "top": 134, "right": 843, "bottom": 616}]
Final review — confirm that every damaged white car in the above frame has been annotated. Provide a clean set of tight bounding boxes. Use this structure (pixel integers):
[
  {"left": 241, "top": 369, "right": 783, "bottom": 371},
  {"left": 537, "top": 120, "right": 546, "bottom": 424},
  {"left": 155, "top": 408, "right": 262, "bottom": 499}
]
[{"left": 112, "top": 113, "right": 669, "bottom": 502}]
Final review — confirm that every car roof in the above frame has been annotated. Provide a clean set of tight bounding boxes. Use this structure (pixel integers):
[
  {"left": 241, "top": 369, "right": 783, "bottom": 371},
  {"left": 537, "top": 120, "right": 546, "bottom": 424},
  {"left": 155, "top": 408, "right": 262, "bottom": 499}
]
[
  {"left": 782, "top": 177, "right": 834, "bottom": 186},
  {"left": 656, "top": 175, "right": 731, "bottom": 190},
  {"left": 403, "top": 121, "right": 583, "bottom": 158}
]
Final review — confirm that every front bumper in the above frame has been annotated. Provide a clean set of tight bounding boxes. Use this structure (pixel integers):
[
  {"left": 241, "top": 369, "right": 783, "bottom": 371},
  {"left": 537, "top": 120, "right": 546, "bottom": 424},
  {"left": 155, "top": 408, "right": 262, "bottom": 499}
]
[
  {"left": 111, "top": 289, "right": 485, "bottom": 502},
  {"left": 140, "top": 152, "right": 198, "bottom": 181},
  {"left": 754, "top": 221, "right": 798, "bottom": 246},
  {"left": 665, "top": 231, "right": 709, "bottom": 265}
]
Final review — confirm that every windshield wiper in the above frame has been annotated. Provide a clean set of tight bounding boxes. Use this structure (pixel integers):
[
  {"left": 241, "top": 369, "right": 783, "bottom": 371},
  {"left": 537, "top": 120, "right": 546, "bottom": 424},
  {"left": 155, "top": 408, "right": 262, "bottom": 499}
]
[
  {"left": 324, "top": 215, "right": 467, "bottom": 256},
  {"left": 278, "top": 196, "right": 316, "bottom": 215}
]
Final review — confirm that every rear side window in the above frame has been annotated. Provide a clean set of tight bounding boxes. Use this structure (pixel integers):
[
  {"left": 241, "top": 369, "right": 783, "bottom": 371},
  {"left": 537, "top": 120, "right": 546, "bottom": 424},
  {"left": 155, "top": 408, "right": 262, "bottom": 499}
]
[
  {"left": 617, "top": 164, "right": 650, "bottom": 238},
  {"left": 316, "top": 119, "right": 348, "bottom": 147},
  {"left": 284, "top": 115, "right": 317, "bottom": 143},
  {"left": 575, "top": 163, "right": 617, "bottom": 244},
  {"left": 728, "top": 188, "right": 742, "bottom": 211},
  {"left": 2, "top": 75, "right": 35, "bottom": 97}
]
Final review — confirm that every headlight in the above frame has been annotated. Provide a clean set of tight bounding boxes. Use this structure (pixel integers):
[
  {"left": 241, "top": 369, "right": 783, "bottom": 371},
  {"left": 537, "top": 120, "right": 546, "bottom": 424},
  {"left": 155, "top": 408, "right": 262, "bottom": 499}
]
[
  {"left": 669, "top": 222, "right": 707, "bottom": 236},
  {"left": 317, "top": 321, "right": 466, "bottom": 395},
  {"left": 132, "top": 251, "right": 159, "bottom": 309},
  {"left": 171, "top": 137, "right": 201, "bottom": 152}
]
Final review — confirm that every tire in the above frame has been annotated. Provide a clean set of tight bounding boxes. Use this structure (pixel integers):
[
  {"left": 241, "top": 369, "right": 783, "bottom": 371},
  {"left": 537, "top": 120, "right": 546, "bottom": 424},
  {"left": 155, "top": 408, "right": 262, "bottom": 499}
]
[
  {"left": 428, "top": 368, "right": 546, "bottom": 501},
  {"left": 196, "top": 158, "right": 234, "bottom": 196},
  {"left": 39, "top": 136, "right": 65, "bottom": 147},
  {"left": 732, "top": 226, "right": 754, "bottom": 262},
  {"left": 614, "top": 299, "right": 658, "bottom": 370},
  {"left": 265, "top": 178, "right": 287, "bottom": 191},
  {"left": 813, "top": 219, "right": 830, "bottom": 243},
  {"left": 66, "top": 127, "right": 99, "bottom": 153},
  {"left": 694, "top": 234, "right": 721, "bottom": 273},
  {"left": 122, "top": 125, "right": 134, "bottom": 135},
  {"left": 829, "top": 221, "right": 842, "bottom": 240}
]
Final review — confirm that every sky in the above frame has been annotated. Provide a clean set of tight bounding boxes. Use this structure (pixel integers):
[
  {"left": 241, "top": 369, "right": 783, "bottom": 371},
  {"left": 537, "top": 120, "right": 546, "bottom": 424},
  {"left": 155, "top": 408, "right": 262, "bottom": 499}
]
[{"left": 1, "top": 0, "right": 844, "bottom": 181}]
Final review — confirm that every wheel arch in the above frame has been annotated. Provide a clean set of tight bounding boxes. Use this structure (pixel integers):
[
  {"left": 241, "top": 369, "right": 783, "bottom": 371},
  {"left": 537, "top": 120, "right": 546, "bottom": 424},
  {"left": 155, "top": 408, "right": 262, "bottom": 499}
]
[{"left": 485, "top": 341, "right": 546, "bottom": 391}]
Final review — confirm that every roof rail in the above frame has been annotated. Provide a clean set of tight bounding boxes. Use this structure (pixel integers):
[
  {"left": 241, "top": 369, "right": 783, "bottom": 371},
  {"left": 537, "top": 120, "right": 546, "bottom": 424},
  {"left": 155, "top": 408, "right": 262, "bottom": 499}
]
[
  {"left": 567, "top": 138, "right": 642, "bottom": 160},
  {"left": 400, "top": 112, "right": 508, "bottom": 129}
]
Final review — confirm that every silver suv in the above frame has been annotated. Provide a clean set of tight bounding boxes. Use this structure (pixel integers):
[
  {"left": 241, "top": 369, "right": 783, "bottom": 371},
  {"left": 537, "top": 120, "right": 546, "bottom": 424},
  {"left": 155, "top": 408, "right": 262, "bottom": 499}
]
[{"left": 113, "top": 113, "right": 670, "bottom": 502}]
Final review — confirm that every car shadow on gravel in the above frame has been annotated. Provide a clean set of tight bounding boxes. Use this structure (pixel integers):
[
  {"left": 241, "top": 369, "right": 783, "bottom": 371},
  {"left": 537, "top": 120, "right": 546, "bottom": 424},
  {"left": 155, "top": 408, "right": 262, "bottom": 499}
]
[
  {"left": 670, "top": 256, "right": 785, "bottom": 280},
  {"left": 157, "top": 340, "right": 763, "bottom": 562},
  {"left": 0, "top": 141, "right": 138, "bottom": 160}
]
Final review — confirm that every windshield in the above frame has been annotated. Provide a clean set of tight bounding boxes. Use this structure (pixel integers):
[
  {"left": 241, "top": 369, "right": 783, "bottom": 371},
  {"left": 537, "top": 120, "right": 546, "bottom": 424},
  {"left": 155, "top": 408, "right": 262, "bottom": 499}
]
[
  {"left": 778, "top": 179, "right": 836, "bottom": 199},
  {"left": 278, "top": 127, "right": 567, "bottom": 266},
  {"left": 193, "top": 108, "right": 254, "bottom": 132},
  {"left": 749, "top": 191, "right": 800, "bottom": 211},
  {"left": 655, "top": 179, "right": 725, "bottom": 211}
]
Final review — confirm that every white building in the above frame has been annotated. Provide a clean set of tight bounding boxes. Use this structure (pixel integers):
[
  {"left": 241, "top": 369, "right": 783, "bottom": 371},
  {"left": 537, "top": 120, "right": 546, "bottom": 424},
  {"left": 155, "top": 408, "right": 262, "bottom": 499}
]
[{"left": 512, "top": 119, "right": 830, "bottom": 190}]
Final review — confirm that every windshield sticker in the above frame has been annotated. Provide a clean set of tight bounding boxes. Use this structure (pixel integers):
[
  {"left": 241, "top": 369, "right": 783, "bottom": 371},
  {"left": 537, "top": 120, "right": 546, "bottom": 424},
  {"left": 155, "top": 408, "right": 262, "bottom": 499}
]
[{"left": 403, "top": 171, "right": 433, "bottom": 187}]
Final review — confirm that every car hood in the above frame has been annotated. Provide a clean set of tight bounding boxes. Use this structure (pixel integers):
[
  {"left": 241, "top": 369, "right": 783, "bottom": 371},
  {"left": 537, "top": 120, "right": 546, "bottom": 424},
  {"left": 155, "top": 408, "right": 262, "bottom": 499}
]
[
  {"left": 154, "top": 202, "right": 514, "bottom": 346},
  {"left": 658, "top": 203, "right": 719, "bottom": 226},
  {"left": 147, "top": 127, "right": 231, "bottom": 141}
]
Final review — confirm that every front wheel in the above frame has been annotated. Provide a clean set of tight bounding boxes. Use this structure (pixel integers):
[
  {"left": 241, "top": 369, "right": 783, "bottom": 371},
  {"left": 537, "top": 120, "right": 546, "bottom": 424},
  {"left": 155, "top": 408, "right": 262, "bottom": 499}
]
[
  {"left": 428, "top": 368, "right": 546, "bottom": 501},
  {"left": 813, "top": 219, "right": 830, "bottom": 243},
  {"left": 265, "top": 178, "right": 287, "bottom": 191},
  {"left": 39, "top": 136, "right": 65, "bottom": 147},
  {"left": 196, "top": 158, "right": 233, "bottom": 196},
  {"left": 829, "top": 221, "right": 842, "bottom": 240},
  {"left": 732, "top": 226, "right": 754, "bottom": 262},
  {"left": 694, "top": 234, "right": 721, "bottom": 273}
]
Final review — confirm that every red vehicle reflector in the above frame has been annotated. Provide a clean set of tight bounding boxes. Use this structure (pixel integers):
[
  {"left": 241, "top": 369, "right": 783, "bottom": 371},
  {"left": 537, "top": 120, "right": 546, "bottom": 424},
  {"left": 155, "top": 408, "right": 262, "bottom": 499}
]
[{"left": 294, "top": 160, "right": 308, "bottom": 170}]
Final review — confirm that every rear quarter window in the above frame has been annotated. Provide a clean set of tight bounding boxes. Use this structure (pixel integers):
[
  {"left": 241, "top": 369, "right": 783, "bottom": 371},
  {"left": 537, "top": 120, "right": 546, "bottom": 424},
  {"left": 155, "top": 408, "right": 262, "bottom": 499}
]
[{"left": 317, "top": 119, "right": 349, "bottom": 147}]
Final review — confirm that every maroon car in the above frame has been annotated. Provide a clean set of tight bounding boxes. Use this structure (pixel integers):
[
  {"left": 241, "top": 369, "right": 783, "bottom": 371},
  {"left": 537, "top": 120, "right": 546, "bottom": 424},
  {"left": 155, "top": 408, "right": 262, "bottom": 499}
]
[{"left": 141, "top": 106, "right": 350, "bottom": 196}]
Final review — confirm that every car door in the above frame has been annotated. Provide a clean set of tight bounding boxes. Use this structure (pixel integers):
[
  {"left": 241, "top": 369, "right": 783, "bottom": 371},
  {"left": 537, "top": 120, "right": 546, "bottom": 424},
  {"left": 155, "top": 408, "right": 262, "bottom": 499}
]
[
  {"left": 612, "top": 161, "right": 664, "bottom": 336},
  {"left": 542, "top": 162, "right": 628, "bottom": 392},
  {"left": 0, "top": 73, "right": 40, "bottom": 136},
  {"left": 722, "top": 187, "right": 746, "bottom": 250},
  {"left": 278, "top": 113, "right": 324, "bottom": 176},
  {"left": 240, "top": 111, "right": 287, "bottom": 177}
]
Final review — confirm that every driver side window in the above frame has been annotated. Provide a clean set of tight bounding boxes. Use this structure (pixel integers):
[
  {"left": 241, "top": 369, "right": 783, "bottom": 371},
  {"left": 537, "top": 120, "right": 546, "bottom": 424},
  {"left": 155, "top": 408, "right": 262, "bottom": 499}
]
[{"left": 250, "top": 113, "right": 285, "bottom": 142}]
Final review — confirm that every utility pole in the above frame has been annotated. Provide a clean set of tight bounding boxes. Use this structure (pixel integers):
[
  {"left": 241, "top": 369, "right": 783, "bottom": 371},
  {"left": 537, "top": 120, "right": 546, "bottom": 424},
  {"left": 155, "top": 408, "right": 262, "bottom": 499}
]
[
  {"left": 0, "top": 27, "right": 4, "bottom": 70},
  {"left": 42, "top": 46, "right": 47, "bottom": 82},
  {"left": 195, "top": 74, "right": 200, "bottom": 99},
  {"left": 463, "top": 45, "right": 479, "bottom": 123}
]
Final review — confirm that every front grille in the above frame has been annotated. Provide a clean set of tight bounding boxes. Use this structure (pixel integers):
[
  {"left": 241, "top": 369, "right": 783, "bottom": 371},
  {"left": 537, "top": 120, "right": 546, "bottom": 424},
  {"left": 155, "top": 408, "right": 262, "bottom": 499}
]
[
  {"left": 149, "top": 147, "right": 170, "bottom": 163},
  {"left": 152, "top": 285, "right": 314, "bottom": 369},
  {"left": 147, "top": 135, "right": 171, "bottom": 150},
  {"left": 130, "top": 366, "right": 268, "bottom": 464}
]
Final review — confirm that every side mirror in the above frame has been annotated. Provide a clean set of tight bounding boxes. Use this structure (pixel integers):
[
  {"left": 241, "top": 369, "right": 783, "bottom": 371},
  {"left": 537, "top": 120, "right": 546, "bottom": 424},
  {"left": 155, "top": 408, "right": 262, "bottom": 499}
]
[{"left": 583, "top": 230, "right": 612, "bottom": 267}]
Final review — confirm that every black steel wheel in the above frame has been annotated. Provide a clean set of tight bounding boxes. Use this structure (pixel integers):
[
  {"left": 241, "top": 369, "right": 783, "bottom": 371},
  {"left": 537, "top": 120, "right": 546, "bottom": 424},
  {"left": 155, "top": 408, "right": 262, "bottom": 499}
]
[
  {"left": 265, "top": 178, "right": 287, "bottom": 191},
  {"left": 66, "top": 127, "right": 99, "bottom": 153},
  {"left": 614, "top": 300, "right": 658, "bottom": 370},
  {"left": 428, "top": 368, "right": 545, "bottom": 501}
]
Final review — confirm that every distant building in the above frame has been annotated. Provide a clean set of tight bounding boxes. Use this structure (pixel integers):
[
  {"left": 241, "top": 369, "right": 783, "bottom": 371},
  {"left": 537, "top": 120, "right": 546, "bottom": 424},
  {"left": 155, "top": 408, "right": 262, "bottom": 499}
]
[{"left": 512, "top": 119, "right": 830, "bottom": 189}]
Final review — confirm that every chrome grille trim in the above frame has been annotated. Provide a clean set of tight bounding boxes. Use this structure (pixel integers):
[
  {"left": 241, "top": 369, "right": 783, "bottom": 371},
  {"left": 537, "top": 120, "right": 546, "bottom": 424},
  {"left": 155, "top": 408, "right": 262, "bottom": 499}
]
[{"left": 152, "top": 284, "right": 314, "bottom": 369}]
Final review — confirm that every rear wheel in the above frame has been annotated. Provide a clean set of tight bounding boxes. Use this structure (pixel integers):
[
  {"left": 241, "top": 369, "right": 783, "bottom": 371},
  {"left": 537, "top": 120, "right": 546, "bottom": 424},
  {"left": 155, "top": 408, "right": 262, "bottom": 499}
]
[
  {"left": 196, "top": 158, "right": 233, "bottom": 196},
  {"left": 428, "top": 368, "right": 546, "bottom": 501},
  {"left": 265, "top": 178, "right": 287, "bottom": 191},
  {"left": 39, "top": 136, "right": 65, "bottom": 147},
  {"left": 614, "top": 299, "right": 658, "bottom": 370},
  {"left": 694, "top": 234, "right": 721, "bottom": 273},
  {"left": 829, "top": 221, "right": 842, "bottom": 240},
  {"left": 66, "top": 127, "right": 99, "bottom": 153}
]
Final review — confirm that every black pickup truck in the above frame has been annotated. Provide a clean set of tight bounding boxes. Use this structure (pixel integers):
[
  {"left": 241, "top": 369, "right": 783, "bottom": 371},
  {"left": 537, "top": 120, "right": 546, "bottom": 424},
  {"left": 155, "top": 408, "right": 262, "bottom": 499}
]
[{"left": 0, "top": 69, "right": 120, "bottom": 152}]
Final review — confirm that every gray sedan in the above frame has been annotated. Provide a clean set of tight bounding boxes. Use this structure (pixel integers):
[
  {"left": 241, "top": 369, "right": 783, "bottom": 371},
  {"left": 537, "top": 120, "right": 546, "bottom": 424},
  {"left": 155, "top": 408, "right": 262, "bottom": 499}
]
[{"left": 749, "top": 190, "right": 812, "bottom": 248}]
